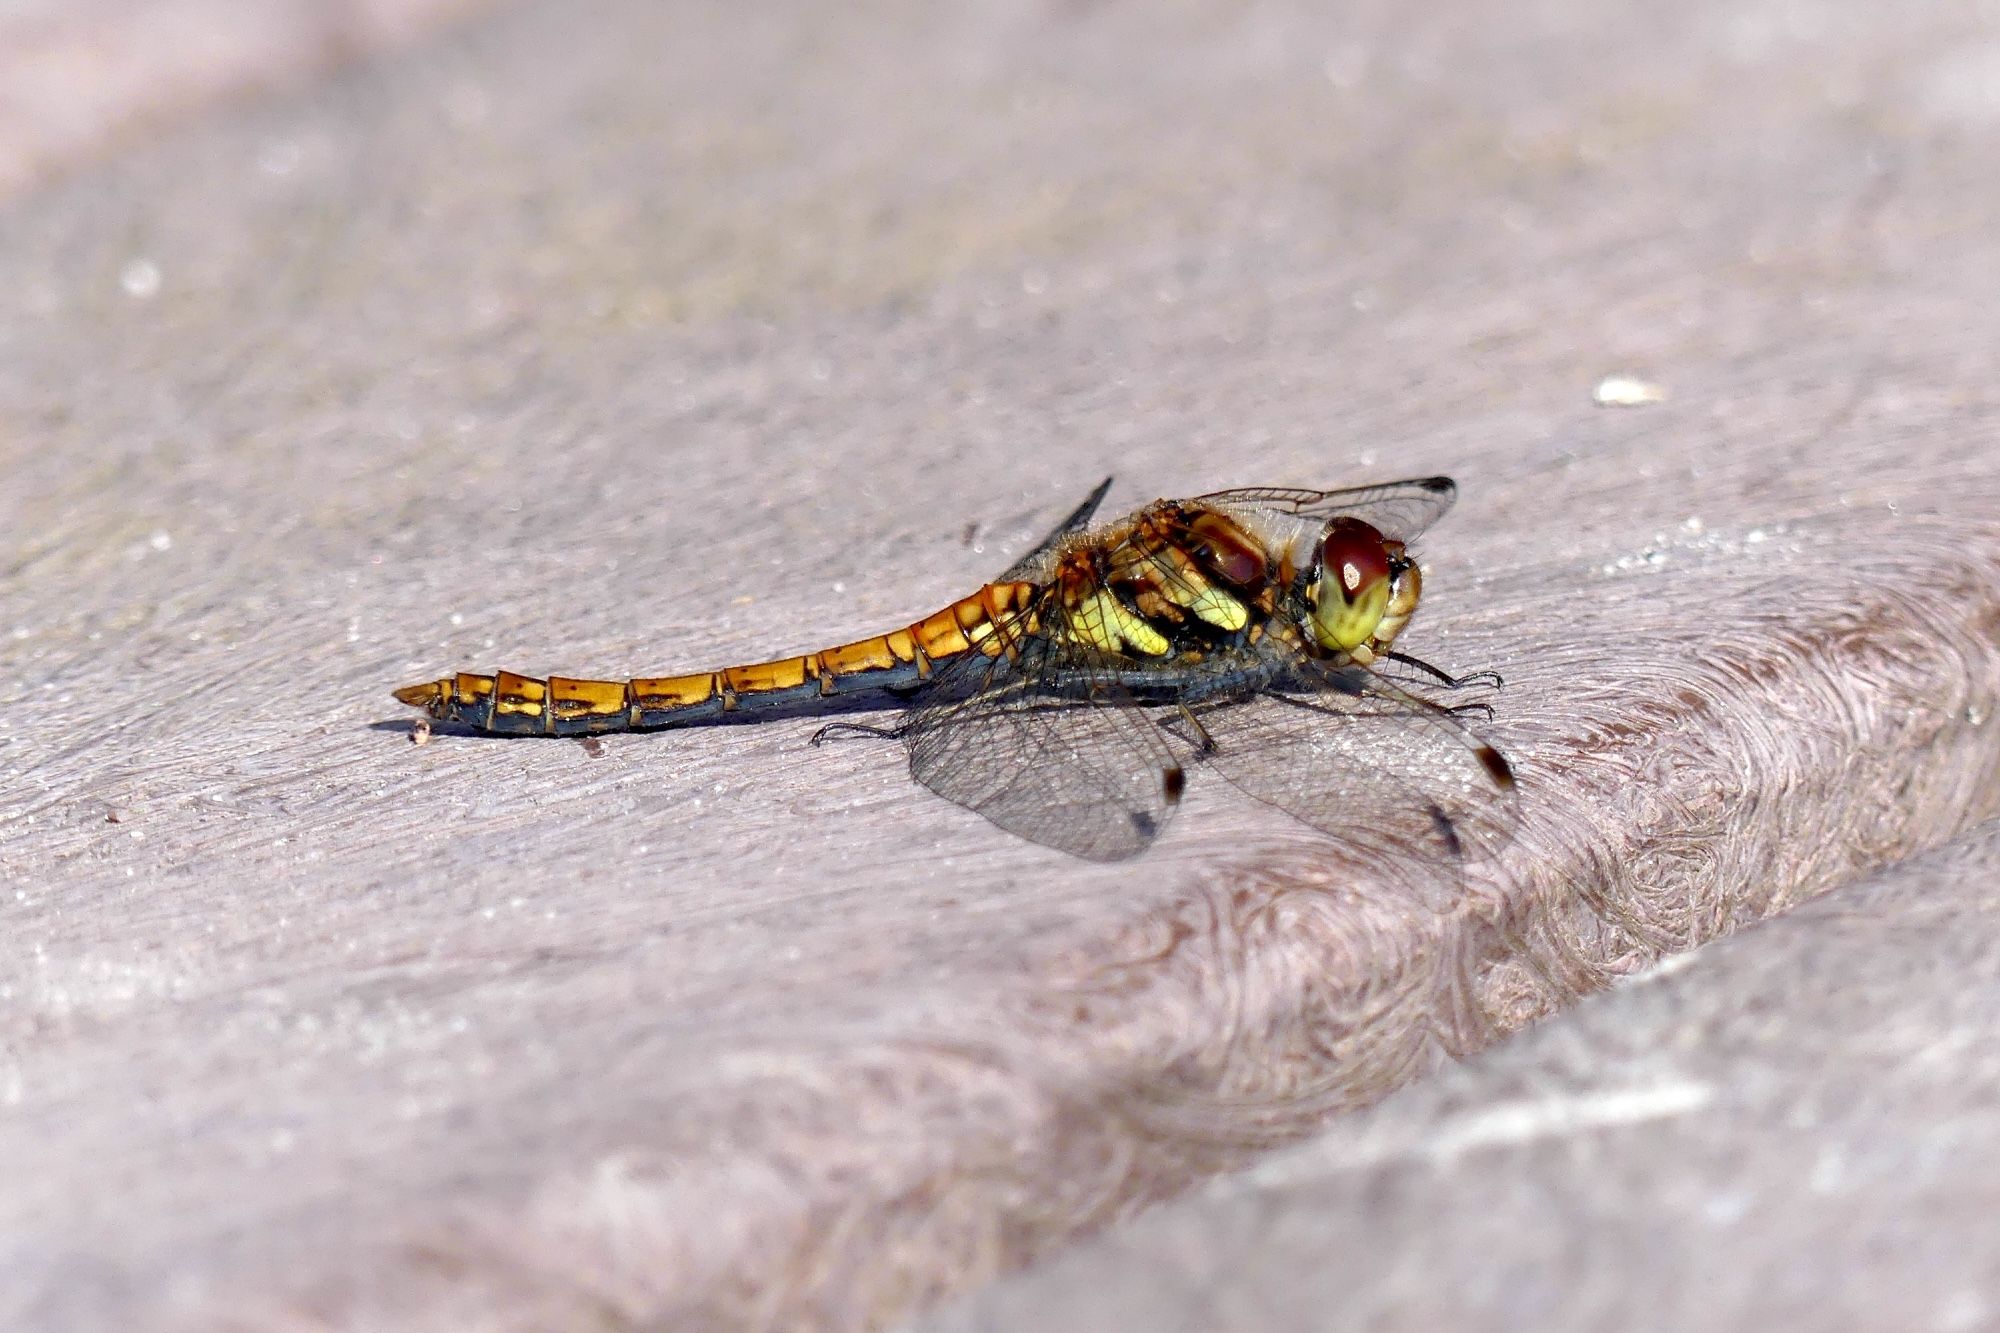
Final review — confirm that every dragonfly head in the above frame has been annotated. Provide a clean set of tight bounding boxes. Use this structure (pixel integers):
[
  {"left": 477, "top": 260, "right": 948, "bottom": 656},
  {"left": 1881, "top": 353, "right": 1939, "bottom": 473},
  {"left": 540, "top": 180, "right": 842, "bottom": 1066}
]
[{"left": 1306, "top": 518, "right": 1421, "bottom": 658}]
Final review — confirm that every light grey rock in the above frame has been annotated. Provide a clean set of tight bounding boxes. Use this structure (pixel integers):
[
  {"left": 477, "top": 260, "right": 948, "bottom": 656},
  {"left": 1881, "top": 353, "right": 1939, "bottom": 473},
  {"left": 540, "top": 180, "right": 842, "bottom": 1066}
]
[
  {"left": 923, "top": 823, "right": 2000, "bottom": 1333},
  {"left": 0, "top": 0, "right": 1995, "bottom": 1329}
]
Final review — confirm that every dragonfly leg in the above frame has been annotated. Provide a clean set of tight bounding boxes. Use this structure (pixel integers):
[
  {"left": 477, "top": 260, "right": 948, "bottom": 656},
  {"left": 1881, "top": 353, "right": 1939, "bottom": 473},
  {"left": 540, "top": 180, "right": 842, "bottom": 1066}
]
[
  {"left": 1174, "top": 702, "right": 1218, "bottom": 755},
  {"left": 810, "top": 721, "right": 903, "bottom": 746},
  {"left": 1383, "top": 650, "right": 1503, "bottom": 692}
]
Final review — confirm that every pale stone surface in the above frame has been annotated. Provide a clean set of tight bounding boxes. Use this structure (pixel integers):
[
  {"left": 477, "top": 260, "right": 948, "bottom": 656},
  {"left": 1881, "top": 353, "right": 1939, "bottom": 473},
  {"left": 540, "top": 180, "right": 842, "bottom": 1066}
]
[
  {"left": 923, "top": 823, "right": 2000, "bottom": 1333},
  {"left": 0, "top": 0, "right": 487, "bottom": 199},
  {"left": 0, "top": 1, "right": 1996, "bottom": 1329}
]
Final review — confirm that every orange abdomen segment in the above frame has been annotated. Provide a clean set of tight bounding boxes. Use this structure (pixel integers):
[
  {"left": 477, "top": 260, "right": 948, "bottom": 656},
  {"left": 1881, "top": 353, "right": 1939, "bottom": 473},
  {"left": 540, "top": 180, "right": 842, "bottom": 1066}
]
[
  {"left": 549, "top": 676, "right": 631, "bottom": 732},
  {"left": 390, "top": 581, "right": 1043, "bottom": 733},
  {"left": 484, "top": 671, "right": 633, "bottom": 735},
  {"left": 722, "top": 656, "right": 810, "bottom": 695}
]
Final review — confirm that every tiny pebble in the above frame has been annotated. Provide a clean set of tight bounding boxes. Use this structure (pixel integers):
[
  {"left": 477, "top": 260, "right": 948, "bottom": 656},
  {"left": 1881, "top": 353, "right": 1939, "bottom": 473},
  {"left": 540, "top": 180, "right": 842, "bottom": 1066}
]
[
  {"left": 1593, "top": 374, "right": 1667, "bottom": 407},
  {"left": 120, "top": 258, "right": 162, "bottom": 299}
]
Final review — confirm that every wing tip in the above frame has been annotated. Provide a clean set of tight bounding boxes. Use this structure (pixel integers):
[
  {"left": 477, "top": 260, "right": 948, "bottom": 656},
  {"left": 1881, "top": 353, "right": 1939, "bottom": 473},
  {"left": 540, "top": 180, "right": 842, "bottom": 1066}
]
[
  {"left": 1477, "top": 744, "right": 1515, "bottom": 789},
  {"left": 1428, "top": 803, "right": 1465, "bottom": 860}
]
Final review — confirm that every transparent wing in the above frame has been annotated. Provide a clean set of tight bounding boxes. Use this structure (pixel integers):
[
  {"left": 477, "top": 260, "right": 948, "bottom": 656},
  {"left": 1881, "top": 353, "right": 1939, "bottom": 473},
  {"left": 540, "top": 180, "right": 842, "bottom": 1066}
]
[
  {"left": 1195, "top": 476, "right": 1457, "bottom": 545},
  {"left": 900, "top": 609, "right": 1185, "bottom": 862},
  {"left": 1167, "top": 660, "right": 1516, "bottom": 894},
  {"left": 998, "top": 476, "right": 1115, "bottom": 580}
]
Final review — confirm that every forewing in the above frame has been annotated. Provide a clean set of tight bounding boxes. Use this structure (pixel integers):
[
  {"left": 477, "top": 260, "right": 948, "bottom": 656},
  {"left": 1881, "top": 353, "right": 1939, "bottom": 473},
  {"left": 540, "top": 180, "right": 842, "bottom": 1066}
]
[
  {"left": 1171, "top": 661, "right": 1516, "bottom": 891},
  {"left": 999, "top": 476, "right": 1115, "bottom": 580},
  {"left": 1195, "top": 476, "right": 1457, "bottom": 544},
  {"left": 901, "top": 628, "right": 1184, "bottom": 862}
]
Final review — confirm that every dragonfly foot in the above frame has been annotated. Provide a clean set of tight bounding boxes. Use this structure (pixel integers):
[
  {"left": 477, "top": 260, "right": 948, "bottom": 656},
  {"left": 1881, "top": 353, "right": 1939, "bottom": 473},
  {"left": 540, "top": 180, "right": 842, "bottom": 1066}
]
[
  {"left": 1384, "top": 650, "right": 1502, "bottom": 692},
  {"left": 811, "top": 721, "right": 902, "bottom": 746}
]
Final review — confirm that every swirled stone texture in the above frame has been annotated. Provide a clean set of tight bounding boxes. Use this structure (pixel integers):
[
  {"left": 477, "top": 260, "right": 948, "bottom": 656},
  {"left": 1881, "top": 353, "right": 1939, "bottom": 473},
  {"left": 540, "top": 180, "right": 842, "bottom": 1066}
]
[{"left": 0, "top": 0, "right": 1996, "bottom": 1329}]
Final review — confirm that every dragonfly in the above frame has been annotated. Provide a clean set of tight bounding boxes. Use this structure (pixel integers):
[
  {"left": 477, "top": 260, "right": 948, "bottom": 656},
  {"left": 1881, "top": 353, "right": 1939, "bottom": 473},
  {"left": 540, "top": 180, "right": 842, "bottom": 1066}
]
[{"left": 393, "top": 477, "right": 1516, "bottom": 865}]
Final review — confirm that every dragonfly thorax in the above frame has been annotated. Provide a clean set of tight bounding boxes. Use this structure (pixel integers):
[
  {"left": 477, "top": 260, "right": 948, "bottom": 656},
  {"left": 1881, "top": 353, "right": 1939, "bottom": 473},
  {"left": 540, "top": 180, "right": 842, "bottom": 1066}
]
[
  {"left": 1040, "top": 502, "right": 1291, "bottom": 663},
  {"left": 1036, "top": 501, "right": 1427, "bottom": 672}
]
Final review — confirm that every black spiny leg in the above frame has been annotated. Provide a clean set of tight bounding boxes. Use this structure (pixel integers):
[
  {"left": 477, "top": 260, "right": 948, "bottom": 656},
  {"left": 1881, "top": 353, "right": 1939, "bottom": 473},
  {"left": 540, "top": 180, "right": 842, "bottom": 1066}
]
[
  {"left": 1174, "top": 702, "right": 1218, "bottom": 755},
  {"left": 1384, "top": 650, "right": 1503, "bottom": 691},
  {"left": 1382, "top": 650, "right": 1503, "bottom": 723},
  {"left": 810, "top": 721, "right": 903, "bottom": 746}
]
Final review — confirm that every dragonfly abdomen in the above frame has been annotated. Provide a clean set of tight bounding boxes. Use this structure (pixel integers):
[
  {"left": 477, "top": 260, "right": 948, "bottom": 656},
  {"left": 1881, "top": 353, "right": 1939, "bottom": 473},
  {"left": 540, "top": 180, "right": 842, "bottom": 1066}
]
[
  {"left": 395, "top": 670, "right": 637, "bottom": 735},
  {"left": 390, "top": 581, "right": 1042, "bottom": 734}
]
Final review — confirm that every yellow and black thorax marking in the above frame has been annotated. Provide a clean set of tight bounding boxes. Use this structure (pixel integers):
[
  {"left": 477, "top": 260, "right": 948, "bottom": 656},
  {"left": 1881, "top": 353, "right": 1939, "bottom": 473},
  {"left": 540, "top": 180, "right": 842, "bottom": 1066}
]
[{"left": 1049, "top": 502, "right": 1287, "bottom": 662}]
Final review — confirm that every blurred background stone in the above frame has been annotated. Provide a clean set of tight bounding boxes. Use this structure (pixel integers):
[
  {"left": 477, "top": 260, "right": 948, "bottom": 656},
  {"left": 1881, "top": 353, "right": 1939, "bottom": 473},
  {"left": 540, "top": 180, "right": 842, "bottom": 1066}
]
[
  {"left": 1, "top": 1, "right": 1996, "bottom": 1329},
  {"left": 0, "top": 0, "right": 488, "bottom": 199}
]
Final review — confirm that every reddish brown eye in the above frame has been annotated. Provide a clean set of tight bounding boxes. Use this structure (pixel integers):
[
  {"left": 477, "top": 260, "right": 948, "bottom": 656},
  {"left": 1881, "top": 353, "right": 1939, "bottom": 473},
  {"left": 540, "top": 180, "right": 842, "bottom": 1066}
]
[
  {"left": 1187, "top": 513, "right": 1268, "bottom": 586},
  {"left": 1319, "top": 518, "right": 1390, "bottom": 600}
]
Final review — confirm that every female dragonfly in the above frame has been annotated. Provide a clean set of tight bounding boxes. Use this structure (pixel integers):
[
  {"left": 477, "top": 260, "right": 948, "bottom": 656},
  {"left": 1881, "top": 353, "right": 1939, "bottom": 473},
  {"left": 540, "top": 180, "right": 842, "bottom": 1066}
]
[{"left": 395, "top": 477, "right": 1515, "bottom": 864}]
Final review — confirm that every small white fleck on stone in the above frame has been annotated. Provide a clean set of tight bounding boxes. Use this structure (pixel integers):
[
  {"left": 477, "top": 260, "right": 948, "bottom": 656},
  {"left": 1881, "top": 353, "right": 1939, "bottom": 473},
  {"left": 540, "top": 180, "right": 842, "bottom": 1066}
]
[
  {"left": 1592, "top": 374, "right": 1666, "bottom": 407},
  {"left": 1938, "top": 1288, "right": 1989, "bottom": 1333},
  {"left": 120, "top": 259, "right": 162, "bottom": 300},
  {"left": 148, "top": 530, "right": 172, "bottom": 551},
  {"left": 258, "top": 141, "right": 301, "bottom": 176},
  {"left": 1702, "top": 1189, "right": 1752, "bottom": 1226}
]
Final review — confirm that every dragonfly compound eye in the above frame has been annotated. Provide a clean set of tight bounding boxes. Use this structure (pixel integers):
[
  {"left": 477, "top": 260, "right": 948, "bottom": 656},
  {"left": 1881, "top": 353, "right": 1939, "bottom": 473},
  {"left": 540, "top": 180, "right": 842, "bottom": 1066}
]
[
  {"left": 1372, "top": 552, "right": 1422, "bottom": 647},
  {"left": 1309, "top": 517, "right": 1392, "bottom": 652}
]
